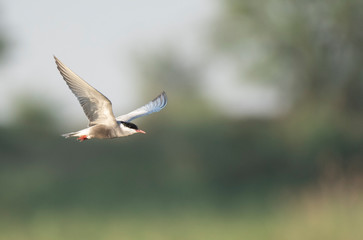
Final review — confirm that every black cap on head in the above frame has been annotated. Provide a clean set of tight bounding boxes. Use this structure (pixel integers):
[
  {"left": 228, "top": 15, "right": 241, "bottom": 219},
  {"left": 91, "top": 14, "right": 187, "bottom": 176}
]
[{"left": 120, "top": 121, "right": 138, "bottom": 130}]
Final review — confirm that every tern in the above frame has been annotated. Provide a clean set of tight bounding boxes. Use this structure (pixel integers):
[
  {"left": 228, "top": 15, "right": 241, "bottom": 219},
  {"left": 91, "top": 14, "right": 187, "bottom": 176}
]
[{"left": 54, "top": 56, "right": 167, "bottom": 141}]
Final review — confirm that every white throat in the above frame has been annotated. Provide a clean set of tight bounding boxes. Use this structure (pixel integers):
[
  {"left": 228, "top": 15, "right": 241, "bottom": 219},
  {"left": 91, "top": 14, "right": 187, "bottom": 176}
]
[{"left": 118, "top": 122, "right": 137, "bottom": 136}]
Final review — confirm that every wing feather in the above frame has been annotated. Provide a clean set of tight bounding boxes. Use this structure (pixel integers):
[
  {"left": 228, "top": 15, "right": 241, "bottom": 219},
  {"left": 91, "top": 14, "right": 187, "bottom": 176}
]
[
  {"left": 54, "top": 56, "right": 116, "bottom": 126},
  {"left": 116, "top": 91, "right": 167, "bottom": 122}
]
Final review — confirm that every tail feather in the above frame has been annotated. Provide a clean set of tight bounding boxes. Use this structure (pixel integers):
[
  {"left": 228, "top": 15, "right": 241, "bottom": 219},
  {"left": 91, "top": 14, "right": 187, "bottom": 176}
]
[
  {"left": 61, "top": 132, "right": 78, "bottom": 138},
  {"left": 62, "top": 128, "right": 90, "bottom": 139}
]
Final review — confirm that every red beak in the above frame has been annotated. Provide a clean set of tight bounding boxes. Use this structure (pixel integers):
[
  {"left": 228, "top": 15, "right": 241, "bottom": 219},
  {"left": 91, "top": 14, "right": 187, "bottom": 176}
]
[{"left": 136, "top": 129, "right": 146, "bottom": 134}]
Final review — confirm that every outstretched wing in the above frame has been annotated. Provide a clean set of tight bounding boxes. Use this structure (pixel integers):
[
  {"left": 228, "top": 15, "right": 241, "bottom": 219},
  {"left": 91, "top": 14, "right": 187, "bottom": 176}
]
[
  {"left": 116, "top": 91, "right": 167, "bottom": 122},
  {"left": 54, "top": 56, "right": 116, "bottom": 126}
]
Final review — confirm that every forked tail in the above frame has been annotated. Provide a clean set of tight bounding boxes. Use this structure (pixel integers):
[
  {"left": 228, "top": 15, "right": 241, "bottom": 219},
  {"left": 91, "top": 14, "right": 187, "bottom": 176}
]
[{"left": 61, "top": 131, "right": 78, "bottom": 138}]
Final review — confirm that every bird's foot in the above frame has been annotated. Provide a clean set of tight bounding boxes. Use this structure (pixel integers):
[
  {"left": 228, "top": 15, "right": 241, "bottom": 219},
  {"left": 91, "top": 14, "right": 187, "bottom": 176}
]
[{"left": 77, "top": 135, "right": 88, "bottom": 142}]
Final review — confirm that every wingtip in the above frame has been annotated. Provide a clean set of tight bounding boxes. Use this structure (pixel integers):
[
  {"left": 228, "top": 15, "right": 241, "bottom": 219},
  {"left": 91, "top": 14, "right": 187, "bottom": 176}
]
[
  {"left": 53, "top": 56, "right": 65, "bottom": 70},
  {"left": 159, "top": 91, "right": 167, "bottom": 108},
  {"left": 161, "top": 91, "right": 167, "bottom": 100},
  {"left": 53, "top": 55, "right": 60, "bottom": 64}
]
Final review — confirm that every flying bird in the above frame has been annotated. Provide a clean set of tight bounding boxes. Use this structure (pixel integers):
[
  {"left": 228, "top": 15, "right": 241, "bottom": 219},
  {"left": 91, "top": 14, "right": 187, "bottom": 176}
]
[{"left": 54, "top": 56, "right": 167, "bottom": 141}]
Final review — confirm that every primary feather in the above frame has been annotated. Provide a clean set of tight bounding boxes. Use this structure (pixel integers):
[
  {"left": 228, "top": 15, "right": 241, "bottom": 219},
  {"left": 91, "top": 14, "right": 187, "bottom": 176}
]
[{"left": 116, "top": 91, "right": 167, "bottom": 122}]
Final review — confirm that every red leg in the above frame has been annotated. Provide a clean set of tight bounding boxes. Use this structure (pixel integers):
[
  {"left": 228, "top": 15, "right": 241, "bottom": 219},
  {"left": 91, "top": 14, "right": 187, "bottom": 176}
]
[{"left": 77, "top": 135, "right": 88, "bottom": 142}]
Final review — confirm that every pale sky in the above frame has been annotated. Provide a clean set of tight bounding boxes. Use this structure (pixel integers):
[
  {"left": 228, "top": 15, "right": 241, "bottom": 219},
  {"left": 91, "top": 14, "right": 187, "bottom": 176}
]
[{"left": 0, "top": 0, "right": 283, "bottom": 126}]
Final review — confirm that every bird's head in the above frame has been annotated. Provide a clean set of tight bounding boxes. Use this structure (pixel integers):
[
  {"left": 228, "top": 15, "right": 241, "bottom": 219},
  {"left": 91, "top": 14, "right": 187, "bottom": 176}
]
[{"left": 118, "top": 121, "right": 146, "bottom": 136}]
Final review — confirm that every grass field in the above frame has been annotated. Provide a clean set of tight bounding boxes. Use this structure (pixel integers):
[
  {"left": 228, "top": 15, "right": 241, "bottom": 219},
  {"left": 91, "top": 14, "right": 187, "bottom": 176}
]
[{"left": 1, "top": 187, "right": 362, "bottom": 240}]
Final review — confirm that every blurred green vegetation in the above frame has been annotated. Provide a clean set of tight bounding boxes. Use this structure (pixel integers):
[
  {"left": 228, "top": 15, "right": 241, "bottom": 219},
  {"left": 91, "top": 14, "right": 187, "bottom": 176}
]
[{"left": 0, "top": 0, "right": 362, "bottom": 239}]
